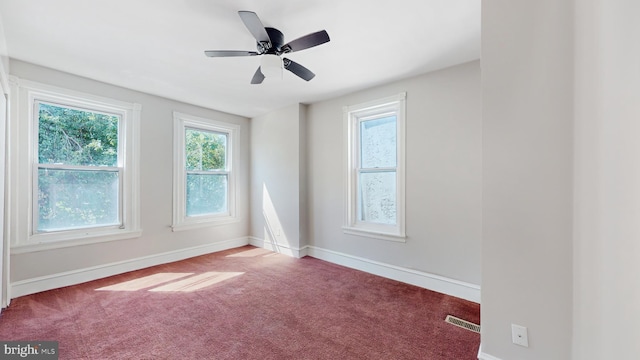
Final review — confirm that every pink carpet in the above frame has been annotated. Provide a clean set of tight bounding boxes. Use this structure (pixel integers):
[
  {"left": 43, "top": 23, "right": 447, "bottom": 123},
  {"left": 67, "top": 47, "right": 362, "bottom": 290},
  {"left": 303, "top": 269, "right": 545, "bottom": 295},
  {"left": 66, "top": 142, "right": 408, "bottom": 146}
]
[{"left": 0, "top": 246, "right": 480, "bottom": 359}]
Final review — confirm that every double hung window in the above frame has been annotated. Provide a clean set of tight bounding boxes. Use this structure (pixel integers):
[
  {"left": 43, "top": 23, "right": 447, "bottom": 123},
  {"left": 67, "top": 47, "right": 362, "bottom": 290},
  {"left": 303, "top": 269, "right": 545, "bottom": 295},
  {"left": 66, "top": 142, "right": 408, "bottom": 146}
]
[
  {"left": 173, "top": 112, "right": 239, "bottom": 230},
  {"left": 8, "top": 78, "right": 141, "bottom": 251},
  {"left": 344, "top": 93, "right": 406, "bottom": 241},
  {"left": 35, "top": 101, "right": 122, "bottom": 232}
]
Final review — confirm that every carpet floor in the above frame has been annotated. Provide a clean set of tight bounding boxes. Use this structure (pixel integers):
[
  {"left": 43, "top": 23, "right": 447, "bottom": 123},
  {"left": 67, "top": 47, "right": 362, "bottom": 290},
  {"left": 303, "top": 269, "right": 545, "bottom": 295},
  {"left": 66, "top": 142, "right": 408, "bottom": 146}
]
[{"left": 0, "top": 246, "right": 480, "bottom": 359}]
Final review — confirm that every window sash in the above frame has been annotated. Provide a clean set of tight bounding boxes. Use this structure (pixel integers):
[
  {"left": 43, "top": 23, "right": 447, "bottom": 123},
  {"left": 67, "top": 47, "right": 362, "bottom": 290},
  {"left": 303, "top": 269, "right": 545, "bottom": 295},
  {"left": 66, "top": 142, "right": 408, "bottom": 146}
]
[
  {"left": 184, "top": 127, "right": 228, "bottom": 172},
  {"left": 358, "top": 114, "right": 398, "bottom": 169},
  {"left": 33, "top": 164, "right": 124, "bottom": 233},
  {"left": 185, "top": 172, "right": 229, "bottom": 217},
  {"left": 356, "top": 169, "right": 397, "bottom": 225}
]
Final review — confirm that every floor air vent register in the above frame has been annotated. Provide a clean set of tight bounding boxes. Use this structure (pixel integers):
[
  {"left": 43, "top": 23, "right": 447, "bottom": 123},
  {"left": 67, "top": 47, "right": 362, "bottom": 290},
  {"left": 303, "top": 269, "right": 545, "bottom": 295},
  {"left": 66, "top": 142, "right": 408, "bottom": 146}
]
[{"left": 445, "top": 315, "right": 481, "bottom": 333}]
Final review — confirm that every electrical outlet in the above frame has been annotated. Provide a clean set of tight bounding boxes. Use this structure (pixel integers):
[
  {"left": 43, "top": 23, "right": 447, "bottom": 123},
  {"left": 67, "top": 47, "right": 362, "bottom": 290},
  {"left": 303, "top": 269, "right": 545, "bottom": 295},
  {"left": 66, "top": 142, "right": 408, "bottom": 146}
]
[{"left": 511, "top": 324, "right": 529, "bottom": 347}]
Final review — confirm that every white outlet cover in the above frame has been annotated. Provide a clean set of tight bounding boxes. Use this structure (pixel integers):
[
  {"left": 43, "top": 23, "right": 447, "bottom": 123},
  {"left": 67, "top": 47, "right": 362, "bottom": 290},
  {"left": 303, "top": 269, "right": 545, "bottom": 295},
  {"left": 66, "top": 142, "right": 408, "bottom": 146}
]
[{"left": 511, "top": 324, "right": 529, "bottom": 347}]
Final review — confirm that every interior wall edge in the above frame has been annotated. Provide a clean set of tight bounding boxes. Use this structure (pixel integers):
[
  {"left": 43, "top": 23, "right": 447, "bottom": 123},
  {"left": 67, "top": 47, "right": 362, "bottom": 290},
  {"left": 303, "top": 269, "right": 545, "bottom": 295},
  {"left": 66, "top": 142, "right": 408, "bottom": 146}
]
[{"left": 248, "top": 236, "right": 307, "bottom": 258}]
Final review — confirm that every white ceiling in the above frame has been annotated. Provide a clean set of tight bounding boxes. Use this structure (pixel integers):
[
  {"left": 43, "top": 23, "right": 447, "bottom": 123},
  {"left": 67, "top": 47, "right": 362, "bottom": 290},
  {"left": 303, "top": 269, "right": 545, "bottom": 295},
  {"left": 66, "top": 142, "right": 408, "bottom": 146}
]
[{"left": 0, "top": 0, "right": 480, "bottom": 118}]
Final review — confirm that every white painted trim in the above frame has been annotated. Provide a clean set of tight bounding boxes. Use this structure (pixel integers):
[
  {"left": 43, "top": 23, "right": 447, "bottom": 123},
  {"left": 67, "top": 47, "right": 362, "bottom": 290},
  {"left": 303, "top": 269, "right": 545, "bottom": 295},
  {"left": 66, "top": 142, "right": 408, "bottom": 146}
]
[
  {"left": 477, "top": 349, "right": 503, "bottom": 360},
  {"left": 305, "top": 245, "right": 480, "bottom": 303},
  {"left": 342, "top": 226, "right": 407, "bottom": 242},
  {"left": 11, "top": 230, "right": 142, "bottom": 254},
  {"left": 0, "top": 69, "right": 7, "bottom": 309},
  {"left": 249, "top": 236, "right": 307, "bottom": 258},
  {"left": 10, "top": 237, "right": 250, "bottom": 299}
]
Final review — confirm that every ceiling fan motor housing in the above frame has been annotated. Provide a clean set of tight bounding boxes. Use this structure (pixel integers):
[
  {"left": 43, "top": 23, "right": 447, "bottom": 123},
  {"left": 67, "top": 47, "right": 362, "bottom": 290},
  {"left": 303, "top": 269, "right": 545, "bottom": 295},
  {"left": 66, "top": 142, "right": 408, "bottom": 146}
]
[{"left": 263, "top": 27, "right": 285, "bottom": 54}]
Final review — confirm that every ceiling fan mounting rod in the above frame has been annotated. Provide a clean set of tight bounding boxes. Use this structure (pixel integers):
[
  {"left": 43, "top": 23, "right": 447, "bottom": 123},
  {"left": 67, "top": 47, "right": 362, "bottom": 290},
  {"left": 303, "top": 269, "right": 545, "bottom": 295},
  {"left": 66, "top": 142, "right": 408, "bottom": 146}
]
[{"left": 257, "top": 41, "right": 271, "bottom": 54}]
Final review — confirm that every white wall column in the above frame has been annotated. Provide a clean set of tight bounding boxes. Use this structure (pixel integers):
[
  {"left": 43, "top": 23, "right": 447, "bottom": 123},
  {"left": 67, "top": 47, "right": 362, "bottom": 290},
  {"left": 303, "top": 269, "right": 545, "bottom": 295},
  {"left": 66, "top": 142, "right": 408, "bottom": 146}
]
[
  {"left": 573, "top": 0, "right": 640, "bottom": 358},
  {"left": 250, "top": 104, "right": 307, "bottom": 257},
  {"left": 481, "top": 1, "right": 574, "bottom": 359}
]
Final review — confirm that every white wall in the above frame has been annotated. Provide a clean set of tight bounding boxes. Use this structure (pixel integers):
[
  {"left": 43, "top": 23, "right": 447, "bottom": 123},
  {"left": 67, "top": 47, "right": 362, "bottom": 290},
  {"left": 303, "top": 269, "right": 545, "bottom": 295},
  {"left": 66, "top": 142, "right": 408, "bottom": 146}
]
[
  {"left": 306, "top": 61, "right": 482, "bottom": 288},
  {"left": 7, "top": 60, "right": 250, "bottom": 290},
  {"left": 250, "top": 104, "right": 307, "bottom": 256},
  {"left": 573, "top": 0, "right": 640, "bottom": 358},
  {"left": 481, "top": 1, "right": 574, "bottom": 359},
  {"left": 482, "top": 1, "right": 640, "bottom": 359},
  {"left": 0, "top": 12, "right": 9, "bottom": 88}
]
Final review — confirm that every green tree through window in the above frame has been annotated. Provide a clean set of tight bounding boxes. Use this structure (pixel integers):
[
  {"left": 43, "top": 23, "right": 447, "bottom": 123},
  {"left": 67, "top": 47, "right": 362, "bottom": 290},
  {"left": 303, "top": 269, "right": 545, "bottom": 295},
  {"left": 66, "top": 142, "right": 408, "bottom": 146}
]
[
  {"left": 184, "top": 128, "right": 227, "bottom": 216},
  {"left": 37, "top": 102, "right": 121, "bottom": 231}
]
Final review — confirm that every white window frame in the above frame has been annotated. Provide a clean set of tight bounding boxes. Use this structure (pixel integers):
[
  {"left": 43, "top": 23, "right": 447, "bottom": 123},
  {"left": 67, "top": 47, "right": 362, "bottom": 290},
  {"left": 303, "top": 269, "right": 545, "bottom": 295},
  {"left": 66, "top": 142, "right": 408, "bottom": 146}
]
[
  {"left": 172, "top": 112, "right": 239, "bottom": 231},
  {"left": 343, "top": 92, "right": 407, "bottom": 242},
  {"left": 8, "top": 77, "right": 141, "bottom": 253}
]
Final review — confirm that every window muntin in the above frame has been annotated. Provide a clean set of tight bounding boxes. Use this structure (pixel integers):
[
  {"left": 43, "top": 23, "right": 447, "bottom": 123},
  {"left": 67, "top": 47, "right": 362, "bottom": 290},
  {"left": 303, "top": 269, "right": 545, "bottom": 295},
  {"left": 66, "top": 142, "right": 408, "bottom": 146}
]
[
  {"left": 344, "top": 93, "right": 406, "bottom": 241},
  {"left": 34, "top": 101, "right": 123, "bottom": 233},
  {"left": 172, "top": 112, "right": 239, "bottom": 231}
]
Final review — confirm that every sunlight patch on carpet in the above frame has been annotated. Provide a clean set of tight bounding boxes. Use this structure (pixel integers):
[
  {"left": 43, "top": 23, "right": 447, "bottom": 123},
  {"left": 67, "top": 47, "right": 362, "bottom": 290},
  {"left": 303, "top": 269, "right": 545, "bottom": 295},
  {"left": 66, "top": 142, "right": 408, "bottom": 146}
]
[
  {"left": 96, "top": 273, "right": 194, "bottom": 291},
  {"left": 226, "top": 247, "right": 274, "bottom": 258},
  {"left": 149, "top": 272, "right": 244, "bottom": 292}
]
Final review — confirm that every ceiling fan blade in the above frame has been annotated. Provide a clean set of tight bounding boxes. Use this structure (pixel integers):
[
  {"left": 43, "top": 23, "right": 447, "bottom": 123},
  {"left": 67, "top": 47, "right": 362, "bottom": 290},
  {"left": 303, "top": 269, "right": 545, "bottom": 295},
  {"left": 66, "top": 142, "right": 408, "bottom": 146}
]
[
  {"left": 238, "top": 11, "right": 271, "bottom": 44},
  {"left": 251, "top": 67, "right": 265, "bottom": 84},
  {"left": 283, "top": 58, "right": 315, "bottom": 81},
  {"left": 281, "top": 30, "right": 330, "bottom": 53},
  {"left": 204, "top": 50, "right": 258, "bottom": 57}
]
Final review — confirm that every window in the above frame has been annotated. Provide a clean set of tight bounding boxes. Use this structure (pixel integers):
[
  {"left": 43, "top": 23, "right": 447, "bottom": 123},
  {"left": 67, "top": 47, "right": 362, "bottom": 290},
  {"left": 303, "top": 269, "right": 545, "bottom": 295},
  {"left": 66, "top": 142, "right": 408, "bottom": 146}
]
[
  {"left": 8, "top": 78, "right": 141, "bottom": 251},
  {"left": 35, "top": 102, "right": 121, "bottom": 232},
  {"left": 172, "top": 112, "right": 239, "bottom": 231},
  {"left": 344, "top": 92, "right": 406, "bottom": 241}
]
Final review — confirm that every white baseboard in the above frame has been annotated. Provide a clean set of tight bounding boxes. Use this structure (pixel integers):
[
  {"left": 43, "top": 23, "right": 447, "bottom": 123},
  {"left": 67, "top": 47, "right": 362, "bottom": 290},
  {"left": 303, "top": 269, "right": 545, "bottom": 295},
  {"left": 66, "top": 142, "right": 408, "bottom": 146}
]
[
  {"left": 248, "top": 237, "right": 307, "bottom": 258},
  {"left": 10, "top": 236, "right": 250, "bottom": 299},
  {"left": 304, "top": 245, "right": 480, "bottom": 303},
  {"left": 477, "top": 345, "right": 503, "bottom": 360},
  {"left": 248, "top": 238, "right": 481, "bottom": 303}
]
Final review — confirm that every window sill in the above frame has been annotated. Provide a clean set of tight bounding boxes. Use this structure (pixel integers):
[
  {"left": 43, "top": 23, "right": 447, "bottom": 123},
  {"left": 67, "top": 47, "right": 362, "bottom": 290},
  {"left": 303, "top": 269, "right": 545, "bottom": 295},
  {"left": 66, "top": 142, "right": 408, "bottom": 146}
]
[
  {"left": 172, "top": 216, "right": 240, "bottom": 232},
  {"left": 12, "top": 229, "right": 143, "bottom": 254},
  {"left": 342, "top": 226, "right": 407, "bottom": 243}
]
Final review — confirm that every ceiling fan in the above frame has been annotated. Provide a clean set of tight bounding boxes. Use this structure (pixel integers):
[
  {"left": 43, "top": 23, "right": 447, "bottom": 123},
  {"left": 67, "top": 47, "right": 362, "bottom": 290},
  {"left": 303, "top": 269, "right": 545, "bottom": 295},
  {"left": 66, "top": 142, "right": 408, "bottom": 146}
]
[{"left": 204, "top": 11, "right": 330, "bottom": 84}]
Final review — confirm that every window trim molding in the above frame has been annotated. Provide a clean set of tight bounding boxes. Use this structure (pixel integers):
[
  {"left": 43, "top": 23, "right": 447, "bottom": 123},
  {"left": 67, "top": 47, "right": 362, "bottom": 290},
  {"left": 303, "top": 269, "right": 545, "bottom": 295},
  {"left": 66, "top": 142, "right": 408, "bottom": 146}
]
[
  {"left": 8, "top": 77, "right": 141, "bottom": 252},
  {"left": 172, "top": 111, "right": 240, "bottom": 232},
  {"left": 343, "top": 92, "right": 407, "bottom": 242}
]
